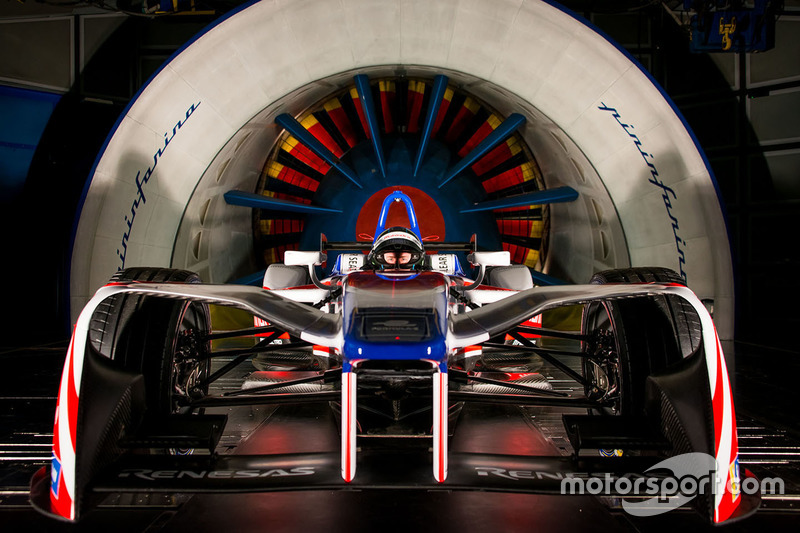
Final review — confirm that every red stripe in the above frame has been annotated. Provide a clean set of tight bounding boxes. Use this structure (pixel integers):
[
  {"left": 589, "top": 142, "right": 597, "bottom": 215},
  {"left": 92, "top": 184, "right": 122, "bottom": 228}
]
[
  {"left": 344, "top": 373, "right": 352, "bottom": 482},
  {"left": 326, "top": 106, "right": 358, "bottom": 148},
  {"left": 351, "top": 93, "right": 370, "bottom": 140},
  {"left": 444, "top": 106, "right": 475, "bottom": 144},
  {"left": 458, "top": 121, "right": 493, "bottom": 157},
  {"left": 51, "top": 472, "right": 72, "bottom": 519},
  {"left": 307, "top": 123, "right": 343, "bottom": 157},
  {"left": 497, "top": 219, "right": 533, "bottom": 237},
  {"left": 406, "top": 88, "right": 424, "bottom": 133},
  {"left": 275, "top": 166, "right": 319, "bottom": 192},
  {"left": 438, "top": 374, "right": 445, "bottom": 482},
  {"left": 431, "top": 99, "right": 451, "bottom": 137},
  {"left": 380, "top": 88, "right": 395, "bottom": 134},
  {"left": 472, "top": 143, "right": 514, "bottom": 176},
  {"left": 271, "top": 192, "right": 311, "bottom": 204},
  {"left": 285, "top": 143, "right": 330, "bottom": 174},
  {"left": 713, "top": 352, "right": 725, "bottom": 454},
  {"left": 66, "top": 341, "right": 78, "bottom": 452},
  {"left": 502, "top": 242, "right": 526, "bottom": 265},
  {"left": 716, "top": 332, "right": 739, "bottom": 464},
  {"left": 52, "top": 405, "right": 61, "bottom": 458},
  {"left": 483, "top": 166, "right": 524, "bottom": 193}
]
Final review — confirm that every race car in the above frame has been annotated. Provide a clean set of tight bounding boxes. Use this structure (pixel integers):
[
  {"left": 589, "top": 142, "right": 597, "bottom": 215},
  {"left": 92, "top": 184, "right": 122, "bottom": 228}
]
[{"left": 31, "top": 191, "right": 758, "bottom": 524}]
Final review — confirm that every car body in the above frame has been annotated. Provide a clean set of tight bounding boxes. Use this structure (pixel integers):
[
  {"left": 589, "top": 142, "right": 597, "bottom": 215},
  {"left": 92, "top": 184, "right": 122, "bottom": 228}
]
[{"left": 31, "top": 191, "right": 757, "bottom": 524}]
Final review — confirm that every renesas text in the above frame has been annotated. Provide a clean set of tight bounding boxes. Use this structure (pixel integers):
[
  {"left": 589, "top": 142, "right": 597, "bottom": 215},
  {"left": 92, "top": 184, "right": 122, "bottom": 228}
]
[{"left": 118, "top": 467, "right": 315, "bottom": 480}]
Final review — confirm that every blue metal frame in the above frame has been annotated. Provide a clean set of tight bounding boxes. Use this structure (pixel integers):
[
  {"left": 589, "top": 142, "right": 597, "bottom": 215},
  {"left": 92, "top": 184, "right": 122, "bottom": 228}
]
[
  {"left": 460, "top": 186, "right": 578, "bottom": 213},
  {"left": 353, "top": 74, "right": 386, "bottom": 178},
  {"left": 274, "top": 113, "right": 363, "bottom": 189},
  {"left": 439, "top": 113, "right": 526, "bottom": 189},
  {"left": 374, "top": 190, "right": 423, "bottom": 240},
  {"left": 413, "top": 74, "right": 449, "bottom": 176}
]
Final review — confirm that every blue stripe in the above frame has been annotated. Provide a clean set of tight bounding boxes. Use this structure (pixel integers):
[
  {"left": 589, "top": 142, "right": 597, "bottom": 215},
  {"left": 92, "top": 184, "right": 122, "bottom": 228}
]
[
  {"left": 224, "top": 190, "right": 343, "bottom": 214},
  {"left": 460, "top": 186, "right": 578, "bottom": 213},
  {"left": 354, "top": 74, "right": 387, "bottom": 178},
  {"left": 413, "top": 74, "right": 449, "bottom": 176}
]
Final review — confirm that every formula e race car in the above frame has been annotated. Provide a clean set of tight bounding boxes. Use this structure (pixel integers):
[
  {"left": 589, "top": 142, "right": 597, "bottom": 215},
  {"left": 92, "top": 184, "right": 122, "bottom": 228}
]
[{"left": 31, "top": 191, "right": 758, "bottom": 525}]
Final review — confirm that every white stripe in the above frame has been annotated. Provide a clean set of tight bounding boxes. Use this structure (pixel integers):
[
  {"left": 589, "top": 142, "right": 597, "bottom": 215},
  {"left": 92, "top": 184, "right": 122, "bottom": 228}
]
[
  {"left": 341, "top": 372, "right": 357, "bottom": 482},
  {"left": 433, "top": 372, "right": 448, "bottom": 482}
]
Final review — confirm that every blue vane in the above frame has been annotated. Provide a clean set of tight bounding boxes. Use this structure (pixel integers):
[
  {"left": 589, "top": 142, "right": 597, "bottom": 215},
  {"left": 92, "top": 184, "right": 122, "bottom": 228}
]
[
  {"left": 224, "top": 190, "right": 342, "bottom": 214},
  {"left": 413, "top": 74, "right": 449, "bottom": 177},
  {"left": 354, "top": 74, "right": 386, "bottom": 178},
  {"left": 459, "top": 186, "right": 578, "bottom": 213},
  {"left": 275, "top": 113, "right": 363, "bottom": 189},
  {"left": 439, "top": 113, "right": 527, "bottom": 189}
]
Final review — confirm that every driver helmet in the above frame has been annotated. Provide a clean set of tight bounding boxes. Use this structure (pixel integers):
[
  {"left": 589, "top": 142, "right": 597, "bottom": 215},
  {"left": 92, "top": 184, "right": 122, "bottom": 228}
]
[{"left": 367, "top": 227, "right": 425, "bottom": 270}]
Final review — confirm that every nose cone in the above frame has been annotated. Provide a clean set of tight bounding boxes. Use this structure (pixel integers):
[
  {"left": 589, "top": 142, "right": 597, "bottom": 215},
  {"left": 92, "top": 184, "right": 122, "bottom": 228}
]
[{"left": 340, "top": 271, "right": 449, "bottom": 369}]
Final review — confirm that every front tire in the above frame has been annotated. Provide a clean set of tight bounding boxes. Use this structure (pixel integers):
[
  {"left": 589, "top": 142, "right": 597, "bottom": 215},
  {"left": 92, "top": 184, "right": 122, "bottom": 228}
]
[
  {"left": 581, "top": 267, "right": 699, "bottom": 416},
  {"left": 89, "top": 267, "right": 211, "bottom": 415}
]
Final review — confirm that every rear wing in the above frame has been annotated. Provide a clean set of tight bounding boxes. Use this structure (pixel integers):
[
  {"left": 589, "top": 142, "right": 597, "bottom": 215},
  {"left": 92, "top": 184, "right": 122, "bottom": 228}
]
[{"left": 320, "top": 232, "right": 478, "bottom": 254}]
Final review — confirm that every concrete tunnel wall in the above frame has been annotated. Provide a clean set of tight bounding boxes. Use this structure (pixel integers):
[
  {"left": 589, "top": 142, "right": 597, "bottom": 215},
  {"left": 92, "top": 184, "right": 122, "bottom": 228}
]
[{"left": 69, "top": 0, "right": 734, "bottom": 339}]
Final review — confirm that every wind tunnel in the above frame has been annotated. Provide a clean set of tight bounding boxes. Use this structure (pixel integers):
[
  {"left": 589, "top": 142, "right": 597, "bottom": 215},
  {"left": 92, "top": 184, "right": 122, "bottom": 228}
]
[{"left": 69, "top": 0, "right": 734, "bottom": 339}]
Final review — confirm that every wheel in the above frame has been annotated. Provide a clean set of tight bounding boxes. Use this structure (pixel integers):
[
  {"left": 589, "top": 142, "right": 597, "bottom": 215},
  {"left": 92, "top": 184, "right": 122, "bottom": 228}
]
[
  {"left": 581, "top": 267, "right": 700, "bottom": 416},
  {"left": 89, "top": 267, "right": 211, "bottom": 415},
  {"left": 588, "top": 267, "right": 702, "bottom": 358}
]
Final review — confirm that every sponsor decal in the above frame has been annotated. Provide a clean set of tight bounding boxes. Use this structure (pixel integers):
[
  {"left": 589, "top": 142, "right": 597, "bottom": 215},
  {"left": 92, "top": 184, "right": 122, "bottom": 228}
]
[
  {"left": 50, "top": 456, "right": 62, "bottom": 497},
  {"left": 369, "top": 319, "right": 422, "bottom": 332},
  {"left": 375, "top": 231, "right": 422, "bottom": 248},
  {"left": 598, "top": 103, "right": 687, "bottom": 283},
  {"left": 431, "top": 254, "right": 455, "bottom": 274},
  {"left": 337, "top": 254, "right": 364, "bottom": 273},
  {"left": 346, "top": 254, "right": 362, "bottom": 271},
  {"left": 118, "top": 467, "right": 316, "bottom": 480},
  {"left": 729, "top": 457, "right": 741, "bottom": 502},
  {"left": 475, "top": 466, "right": 578, "bottom": 481},
  {"left": 116, "top": 101, "right": 202, "bottom": 270}
]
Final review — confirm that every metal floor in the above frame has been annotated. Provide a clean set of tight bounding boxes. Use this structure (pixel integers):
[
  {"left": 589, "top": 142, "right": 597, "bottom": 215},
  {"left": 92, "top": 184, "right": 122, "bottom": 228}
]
[{"left": 1, "top": 340, "right": 798, "bottom": 532}]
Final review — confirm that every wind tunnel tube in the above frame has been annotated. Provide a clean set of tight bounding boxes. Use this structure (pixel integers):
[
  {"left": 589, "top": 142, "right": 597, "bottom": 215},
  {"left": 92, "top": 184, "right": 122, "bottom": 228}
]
[{"left": 70, "top": 0, "right": 734, "bottom": 340}]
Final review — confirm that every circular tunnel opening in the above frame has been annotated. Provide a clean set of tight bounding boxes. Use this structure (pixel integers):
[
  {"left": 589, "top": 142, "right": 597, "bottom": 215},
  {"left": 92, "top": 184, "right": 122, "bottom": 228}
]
[{"left": 171, "top": 67, "right": 628, "bottom": 286}]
